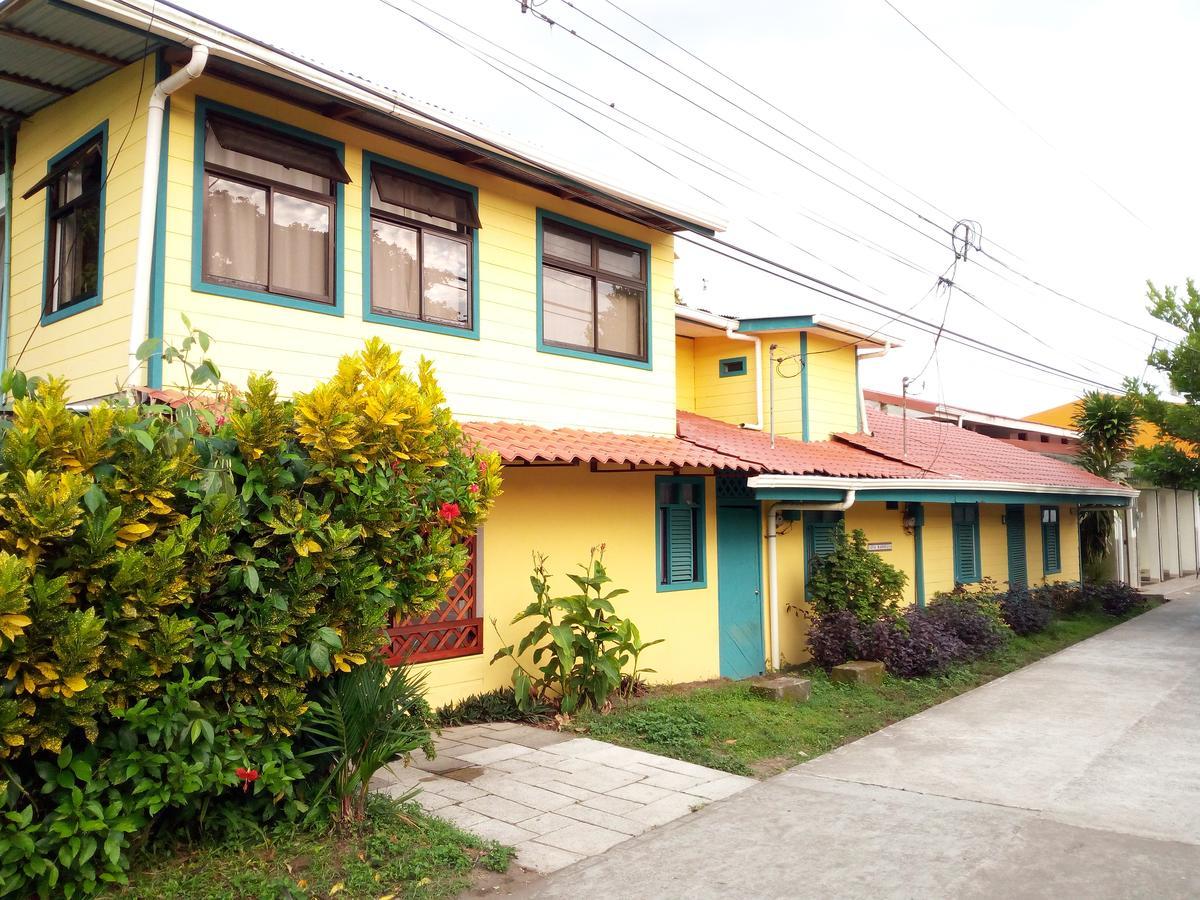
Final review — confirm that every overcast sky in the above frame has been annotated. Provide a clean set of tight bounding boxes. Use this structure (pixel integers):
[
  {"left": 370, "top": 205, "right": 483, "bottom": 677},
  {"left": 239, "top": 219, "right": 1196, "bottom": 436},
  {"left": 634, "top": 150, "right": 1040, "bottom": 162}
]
[{"left": 185, "top": 0, "right": 1200, "bottom": 417}]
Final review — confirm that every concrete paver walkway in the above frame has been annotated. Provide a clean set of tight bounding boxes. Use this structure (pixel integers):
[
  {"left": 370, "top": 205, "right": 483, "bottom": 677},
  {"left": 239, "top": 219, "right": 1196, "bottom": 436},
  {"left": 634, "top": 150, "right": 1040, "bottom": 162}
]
[
  {"left": 372, "top": 722, "right": 754, "bottom": 873},
  {"left": 518, "top": 591, "right": 1200, "bottom": 898}
]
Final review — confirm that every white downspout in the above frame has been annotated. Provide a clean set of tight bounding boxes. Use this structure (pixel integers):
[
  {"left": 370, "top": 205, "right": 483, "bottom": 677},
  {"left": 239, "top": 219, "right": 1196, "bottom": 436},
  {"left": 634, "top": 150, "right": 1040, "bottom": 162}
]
[
  {"left": 853, "top": 342, "right": 891, "bottom": 435},
  {"left": 765, "top": 491, "right": 856, "bottom": 671},
  {"left": 725, "top": 323, "right": 762, "bottom": 430},
  {"left": 126, "top": 45, "right": 210, "bottom": 385}
]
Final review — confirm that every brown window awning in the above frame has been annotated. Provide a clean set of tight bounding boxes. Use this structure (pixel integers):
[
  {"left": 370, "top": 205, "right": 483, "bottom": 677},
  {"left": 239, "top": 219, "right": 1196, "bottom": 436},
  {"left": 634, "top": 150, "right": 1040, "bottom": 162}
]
[
  {"left": 373, "top": 166, "right": 480, "bottom": 229},
  {"left": 208, "top": 114, "right": 350, "bottom": 184},
  {"left": 21, "top": 140, "right": 101, "bottom": 200}
]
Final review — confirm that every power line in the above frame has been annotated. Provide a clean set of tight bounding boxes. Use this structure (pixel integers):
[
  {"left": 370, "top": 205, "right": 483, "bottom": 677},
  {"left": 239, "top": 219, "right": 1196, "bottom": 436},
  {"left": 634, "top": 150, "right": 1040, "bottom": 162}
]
[
  {"left": 528, "top": 0, "right": 1174, "bottom": 355},
  {"left": 880, "top": 0, "right": 1149, "bottom": 229},
  {"left": 679, "top": 232, "right": 1125, "bottom": 392},
  {"left": 518, "top": 1, "right": 950, "bottom": 252},
  {"left": 556, "top": 0, "right": 961, "bottom": 246}
]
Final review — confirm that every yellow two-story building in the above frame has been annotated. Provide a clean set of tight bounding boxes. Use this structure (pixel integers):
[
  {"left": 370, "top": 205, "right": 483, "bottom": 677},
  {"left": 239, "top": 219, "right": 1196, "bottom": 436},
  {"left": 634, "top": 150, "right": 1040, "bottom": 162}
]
[{"left": 0, "top": 0, "right": 1137, "bottom": 705}]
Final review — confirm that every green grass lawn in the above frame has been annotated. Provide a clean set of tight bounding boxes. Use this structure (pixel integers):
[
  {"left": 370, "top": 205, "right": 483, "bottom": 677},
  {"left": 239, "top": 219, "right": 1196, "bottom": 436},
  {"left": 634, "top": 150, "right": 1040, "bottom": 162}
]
[
  {"left": 112, "top": 796, "right": 511, "bottom": 900},
  {"left": 579, "top": 606, "right": 1156, "bottom": 778}
]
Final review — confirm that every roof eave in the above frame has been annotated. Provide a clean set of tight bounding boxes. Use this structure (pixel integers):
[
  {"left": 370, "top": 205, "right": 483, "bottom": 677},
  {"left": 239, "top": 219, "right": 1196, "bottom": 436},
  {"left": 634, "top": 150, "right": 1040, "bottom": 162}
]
[
  {"left": 747, "top": 473, "right": 1138, "bottom": 502},
  {"left": 64, "top": 0, "right": 726, "bottom": 235}
]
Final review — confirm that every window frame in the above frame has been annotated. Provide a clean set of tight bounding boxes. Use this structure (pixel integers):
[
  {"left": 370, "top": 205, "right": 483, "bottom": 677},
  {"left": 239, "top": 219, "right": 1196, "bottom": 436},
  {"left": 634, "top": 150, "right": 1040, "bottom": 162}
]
[
  {"left": 361, "top": 152, "right": 480, "bottom": 339},
  {"left": 719, "top": 356, "right": 747, "bottom": 378},
  {"left": 192, "top": 98, "right": 345, "bottom": 317},
  {"left": 40, "top": 122, "right": 108, "bottom": 325},
  {"left": 655, "top": 475, "right": 707, "bottom": 592},
  {"left": 1041, "top": 505, "right": 1062, "bottom": 575},
  {"left": 952, "top": 502, "right": 982, "bottom": 585},
  {"left": 536, "top": 209, "right": 652, "bottom": 370}
]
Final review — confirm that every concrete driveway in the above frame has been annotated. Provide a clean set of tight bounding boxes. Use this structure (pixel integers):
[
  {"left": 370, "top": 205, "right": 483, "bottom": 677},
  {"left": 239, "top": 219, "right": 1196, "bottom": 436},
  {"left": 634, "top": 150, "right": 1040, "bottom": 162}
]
[{"left": 517, "top": 589, "right": 1200, "bottom": 899}]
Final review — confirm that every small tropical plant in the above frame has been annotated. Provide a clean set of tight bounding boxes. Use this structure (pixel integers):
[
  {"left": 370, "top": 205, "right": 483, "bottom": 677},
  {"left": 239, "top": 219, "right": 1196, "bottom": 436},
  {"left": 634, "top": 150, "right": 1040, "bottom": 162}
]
[
  {"left": 805, "top": 526, "right": 907, "bottom": 624},
  {"left": 300, "top": 659, "right": 437, "bottom": 825},
  {"left": 492, "top": 548, "right": 663, "bottom": 714}
]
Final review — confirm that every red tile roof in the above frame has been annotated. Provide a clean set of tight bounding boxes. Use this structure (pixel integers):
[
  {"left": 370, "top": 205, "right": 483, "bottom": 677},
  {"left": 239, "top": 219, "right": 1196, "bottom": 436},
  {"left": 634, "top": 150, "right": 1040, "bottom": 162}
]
[
  {"left": 676, "top": 412, "right": 924, "bottom": 478},
  {"left": 835, "top": 411, "right": 1124, "bottom": 491},
  {"left": 461, "top": 418, "right": 756, "bottom": 471}
]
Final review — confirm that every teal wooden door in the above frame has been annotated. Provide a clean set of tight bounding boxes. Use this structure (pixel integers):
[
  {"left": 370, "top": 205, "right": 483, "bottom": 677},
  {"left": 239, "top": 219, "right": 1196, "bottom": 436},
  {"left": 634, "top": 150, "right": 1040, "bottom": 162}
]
[
  {"left": 1006, "top": 504, "right": 1028, "bottom": 588},
  {"left": 716, "top": 504, "right": 764, "bottom": 680}
]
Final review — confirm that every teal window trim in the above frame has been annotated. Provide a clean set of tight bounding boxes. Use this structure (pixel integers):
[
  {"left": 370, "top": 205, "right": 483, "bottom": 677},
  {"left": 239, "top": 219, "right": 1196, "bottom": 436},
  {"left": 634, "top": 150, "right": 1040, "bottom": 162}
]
[
  {"left": 655, "top": 474, "right": 707, "bottom": 591},
  {"left": 191, "top": 97, "right": 345, "bottom": 317},
  {"left": 910, "top": 503, "right": 926, "bottom": 607},
  {"left": 951, "top": 502, "right": 981, "bottom": 584},
  {"left": 1, "top": 125, "right": 13, "bottom": 368},
  {"left": 536, "top": 208, "right": 652, "bottom": 370},
  {"left": 147, "top": 49, "right": 170, "bottom": 388},
  {"left": 718, "top": 355, "right": 746, "bottom": 377},
  {"left": 360, "top": 151, "right": 479, "bottom": 339},
  {"left": 800, "top": 331, "right": 810, "bottom": 441},
  {"left": 40, "top": 121, "right": 108, "bottom": 326},
  {"left": 1041, "top": 505, "right": 1062, "bottom": 574}
]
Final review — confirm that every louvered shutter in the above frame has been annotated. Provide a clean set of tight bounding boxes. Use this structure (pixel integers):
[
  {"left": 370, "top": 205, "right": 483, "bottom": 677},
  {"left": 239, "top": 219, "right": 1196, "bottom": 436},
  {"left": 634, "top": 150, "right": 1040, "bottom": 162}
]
[
  {"left": 1006, "top": 505, "right": 1027, "bottom": 587},
  {"left": 810, "top": 522, "right": 839, "bottom": 558},
  {"left": 953, "top": 523, "right": 976, "bottom": 583},
  {"left": 665, "top": 506, "right": 696, "bottom": 584},
  {"left": 1042, "top": 507, "right": 1061, "bottom": 573}
]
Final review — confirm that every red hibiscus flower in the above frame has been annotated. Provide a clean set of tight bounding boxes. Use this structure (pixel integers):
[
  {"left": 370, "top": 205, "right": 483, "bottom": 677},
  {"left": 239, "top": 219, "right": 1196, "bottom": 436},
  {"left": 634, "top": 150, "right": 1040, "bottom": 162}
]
[
  {"left": 236, "top": 767, "right": 260, "bottom": 792},
  {"left": 438, "top": 502, "right": 461, "bottom": 522},
  {"left": 468, "top": 483, "right": 480, "bottom": 494}
]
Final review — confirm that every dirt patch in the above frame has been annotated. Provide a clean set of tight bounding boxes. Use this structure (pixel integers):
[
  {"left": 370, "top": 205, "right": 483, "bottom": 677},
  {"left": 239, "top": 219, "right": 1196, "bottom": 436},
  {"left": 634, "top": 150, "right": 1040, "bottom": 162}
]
[
  {"left": 465, "top": 863, "right": 544, "bottom": 896},
  {"left": 749, "top": 755, "right": 799, "bottom": 778}
]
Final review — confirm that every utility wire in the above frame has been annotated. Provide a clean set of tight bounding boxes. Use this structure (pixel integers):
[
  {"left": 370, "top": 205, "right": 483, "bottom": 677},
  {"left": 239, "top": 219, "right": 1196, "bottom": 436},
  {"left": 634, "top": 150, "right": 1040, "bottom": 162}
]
[
  {"left": 680, "top": 232, "right": 1125, "bottom": 392},
  {"left": 518, "top": 1, "right": 950, "bottom": 252},
  {"left": 881, "top": 0, "right": 1149, "bottom": 228},
  {"left": 557, "top": 0, "right": 960, "bottom": 245},
  {"left": 525, "top": 0, "right": 1173, "bottom": 356}
]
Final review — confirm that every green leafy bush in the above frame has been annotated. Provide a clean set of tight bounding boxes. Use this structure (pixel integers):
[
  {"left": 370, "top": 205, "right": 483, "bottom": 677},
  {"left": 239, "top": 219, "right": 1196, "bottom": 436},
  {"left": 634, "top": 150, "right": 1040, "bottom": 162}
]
[
  {"left": 1085, "top": 581, "right": 1145, "bottom": 617},
  {"left": 806, "top": 526, "right": 907, "bottom": 623},
  {"left": 0, "top": 337, "right": 500, "bottom": 896},
  {"left": 492, "top": 549, "right": 663, "bottom": 714}
]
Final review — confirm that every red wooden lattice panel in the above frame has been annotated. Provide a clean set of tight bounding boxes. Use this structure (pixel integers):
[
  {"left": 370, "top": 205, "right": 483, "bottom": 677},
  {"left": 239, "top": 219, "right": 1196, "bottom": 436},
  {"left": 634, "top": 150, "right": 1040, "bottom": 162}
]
[{"left": 382, "top": 535, "right": 482, "bottom": 665}]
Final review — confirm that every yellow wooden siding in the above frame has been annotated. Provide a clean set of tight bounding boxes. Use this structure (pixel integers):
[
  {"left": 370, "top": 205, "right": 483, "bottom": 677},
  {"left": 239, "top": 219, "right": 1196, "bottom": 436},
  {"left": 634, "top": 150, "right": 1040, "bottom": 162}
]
[
  {"left": 160, "top": 81, "right": 678, "bottom": 436},
  {"left": 762, "top": 333, "right": 804, "bottom": 439},
  {"left": 691, "top": 335, "right": 757, "bottom": 426},
  {"left": 676, "top": 335, "right": 695, "bottom": 412},
  {"left": 804, "top": 333, "right": 859, "bottom": 439},
  {"left": 419, "top": 464, "right": 721, "bottom": 708},
  {"left": 5, "top": 62, "right": 154, "bottom": 400},
  {"left": 845, "top": 503, "right": 919, "bottom": 605}
]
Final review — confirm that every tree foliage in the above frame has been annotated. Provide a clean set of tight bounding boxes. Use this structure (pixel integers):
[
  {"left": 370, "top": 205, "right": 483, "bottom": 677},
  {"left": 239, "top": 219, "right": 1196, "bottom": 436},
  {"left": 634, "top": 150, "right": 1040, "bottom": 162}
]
[
  {"left": 1128, "top": 279, "right": 1200, "bottom": 487},
  {"left": 1072, "top": 391, "right": 1137, "bottom": 480},
  {"left": 805, "top": 526, "right": 907, "bottom": 624}
]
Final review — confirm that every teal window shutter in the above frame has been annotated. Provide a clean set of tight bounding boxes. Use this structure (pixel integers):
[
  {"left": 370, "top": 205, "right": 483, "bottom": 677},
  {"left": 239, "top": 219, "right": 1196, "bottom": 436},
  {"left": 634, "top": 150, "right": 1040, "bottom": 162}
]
[
  {"left": 1041, "top": 506, "right": 1061, "bottom": 574},
  {"left": 952, "top": 503, "right": 981, "bottom": 584},
  {"left": 656, "top": 476, "right": 706, "bottom": 591},
  {"left": 803, "top": 510, "right": 845, "bottom": 598}
]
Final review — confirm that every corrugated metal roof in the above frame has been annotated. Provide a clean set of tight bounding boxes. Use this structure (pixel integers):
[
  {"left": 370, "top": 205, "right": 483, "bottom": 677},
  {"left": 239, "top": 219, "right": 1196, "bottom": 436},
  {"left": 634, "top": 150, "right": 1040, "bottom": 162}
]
[{"left": 0, "top": 0, "right": 164, "bottom": 124}]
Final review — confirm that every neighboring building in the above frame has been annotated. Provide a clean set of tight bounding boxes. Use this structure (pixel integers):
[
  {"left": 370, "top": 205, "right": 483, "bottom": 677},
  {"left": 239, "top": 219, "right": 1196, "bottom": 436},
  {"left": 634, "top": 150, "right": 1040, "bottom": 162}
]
[
  {"left": 867, "top": 390, "right": 1080, "bottom": 461},
  {"left": 1026, "top": 402, "right": 1199, "bottom": 585},
  {"left": 0, "top": 0, "right": 1137, "bottom": 706}
]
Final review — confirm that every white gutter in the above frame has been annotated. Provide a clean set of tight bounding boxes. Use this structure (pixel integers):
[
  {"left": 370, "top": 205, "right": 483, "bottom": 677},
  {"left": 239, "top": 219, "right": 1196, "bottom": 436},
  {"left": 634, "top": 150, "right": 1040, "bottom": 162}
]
[
  {"left": 748, "top": 473, "right": 1139, "bottom": 500},
  {"left": 765, "top": 492, "right": 856, "bottom": 671},
  {"left": 725, "top": 324, "right": 763, "bottom": 431},
  {"left": 126, "top": 44, "right": 209, "bottom": 385}
]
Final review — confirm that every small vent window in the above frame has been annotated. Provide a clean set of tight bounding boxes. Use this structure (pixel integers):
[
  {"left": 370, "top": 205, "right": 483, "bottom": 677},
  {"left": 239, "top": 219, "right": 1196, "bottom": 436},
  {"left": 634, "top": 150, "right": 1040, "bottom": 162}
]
[{"left": 719, "top": 356, "right": 747, "bottom": 377}]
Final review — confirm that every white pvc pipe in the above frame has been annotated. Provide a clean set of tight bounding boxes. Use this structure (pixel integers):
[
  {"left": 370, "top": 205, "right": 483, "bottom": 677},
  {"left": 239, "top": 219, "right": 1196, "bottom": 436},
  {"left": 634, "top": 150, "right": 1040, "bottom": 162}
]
[
  {"left": 724, "top": 323, "right": 763, "bottom": 431},
  {"left": 126, "top": 45, "right": 209, "bottom": 385},
  {"left": 765, "top": 491, "right": 856, "bottom": 671}
]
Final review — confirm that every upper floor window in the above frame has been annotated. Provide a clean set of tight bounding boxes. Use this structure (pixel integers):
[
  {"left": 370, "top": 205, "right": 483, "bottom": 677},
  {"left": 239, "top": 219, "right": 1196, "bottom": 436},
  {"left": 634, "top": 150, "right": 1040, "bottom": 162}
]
[
  {"left": 368, "top": 164, "right": 478, "bottom": 330},
  {"left": 26, "top": 130, "right": 105, "bottom": 318},
  {"left": 540, "top": 215, "right": 648, "bottom": 364},
  {"left": 201, "top": 112, "right": 348, "bottom": 305}
]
